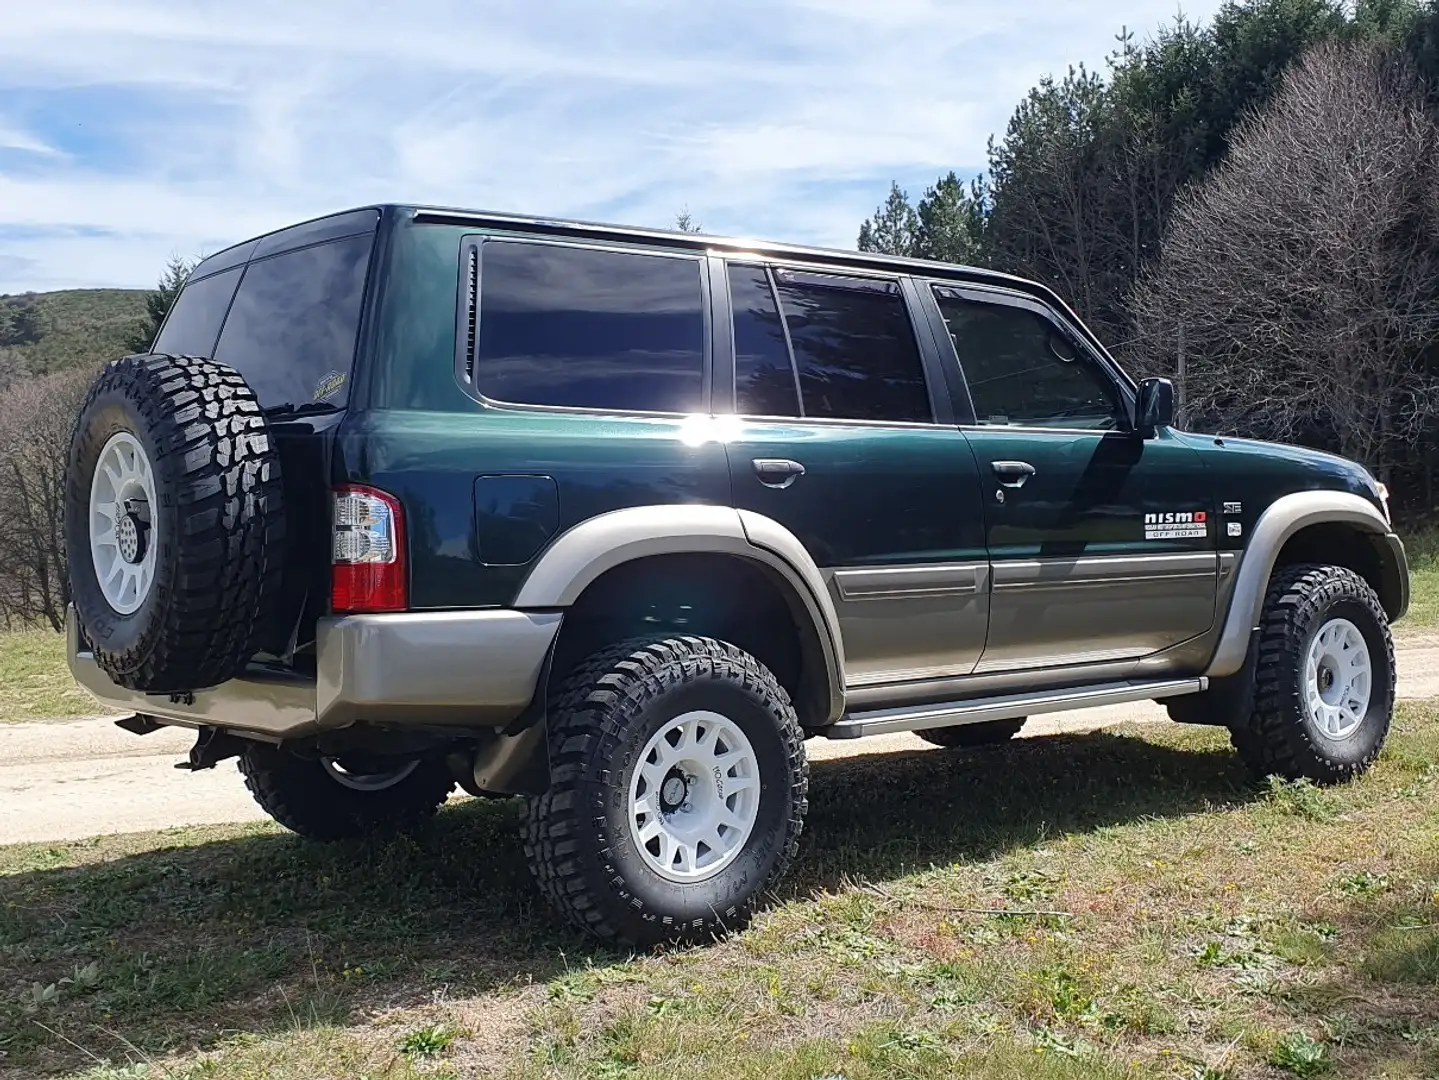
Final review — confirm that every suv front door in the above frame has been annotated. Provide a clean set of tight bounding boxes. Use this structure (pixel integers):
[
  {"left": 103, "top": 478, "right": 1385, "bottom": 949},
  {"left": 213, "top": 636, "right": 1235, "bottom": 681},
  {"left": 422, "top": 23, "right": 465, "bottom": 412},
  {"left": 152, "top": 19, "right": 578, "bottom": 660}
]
[
  {"left": 926, "top": 283, "right": 1217, "bottom": 676},
  {"left": 716, "top": 262, "right": 989, "bottom": 690}
]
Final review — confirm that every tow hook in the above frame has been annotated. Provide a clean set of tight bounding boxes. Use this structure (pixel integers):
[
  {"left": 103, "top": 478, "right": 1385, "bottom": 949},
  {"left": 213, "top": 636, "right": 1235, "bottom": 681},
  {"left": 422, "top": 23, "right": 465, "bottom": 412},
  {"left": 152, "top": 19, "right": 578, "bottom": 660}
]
[{"left": 176, "top": 726, "right": 246, "bottom": 771}]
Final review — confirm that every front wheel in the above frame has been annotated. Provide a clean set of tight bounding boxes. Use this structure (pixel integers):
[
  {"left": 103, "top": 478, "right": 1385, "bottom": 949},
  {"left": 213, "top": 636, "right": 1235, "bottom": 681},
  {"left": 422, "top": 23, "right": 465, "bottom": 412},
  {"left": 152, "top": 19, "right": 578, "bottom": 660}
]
[
  {"left": 522, "top": 637, "right": 808, "bottom": 947},
  {"left": 1229, "top": 564, "right": 1396, "bottom": 784}
]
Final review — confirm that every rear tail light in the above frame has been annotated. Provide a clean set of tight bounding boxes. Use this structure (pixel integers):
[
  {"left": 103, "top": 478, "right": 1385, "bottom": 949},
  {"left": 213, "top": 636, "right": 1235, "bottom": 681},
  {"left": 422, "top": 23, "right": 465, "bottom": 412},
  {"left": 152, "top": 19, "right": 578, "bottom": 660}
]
[{"left": 331, "top": 485, "right": 407, "bottom": 613}]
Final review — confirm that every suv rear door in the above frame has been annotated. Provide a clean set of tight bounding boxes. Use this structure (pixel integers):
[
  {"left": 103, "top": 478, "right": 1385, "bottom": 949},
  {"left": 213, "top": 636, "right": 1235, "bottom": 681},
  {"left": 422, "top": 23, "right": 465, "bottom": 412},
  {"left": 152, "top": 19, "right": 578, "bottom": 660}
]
[
  {"left": 924, "top": 283, "right": 1217, "bottom": 676},
  {"left": 715, "top": 260, "right": 989, "bottom": 690},
  {"left": 153, "top": 209, "right": 380, "bottom": 664}
]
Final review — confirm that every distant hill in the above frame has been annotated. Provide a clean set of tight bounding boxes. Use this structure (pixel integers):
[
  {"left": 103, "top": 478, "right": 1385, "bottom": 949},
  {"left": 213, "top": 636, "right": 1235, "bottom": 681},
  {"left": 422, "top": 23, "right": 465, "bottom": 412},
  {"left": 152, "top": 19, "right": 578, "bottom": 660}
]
[{"left": 0, "top": 289, "right": 149, "bottom": 378}]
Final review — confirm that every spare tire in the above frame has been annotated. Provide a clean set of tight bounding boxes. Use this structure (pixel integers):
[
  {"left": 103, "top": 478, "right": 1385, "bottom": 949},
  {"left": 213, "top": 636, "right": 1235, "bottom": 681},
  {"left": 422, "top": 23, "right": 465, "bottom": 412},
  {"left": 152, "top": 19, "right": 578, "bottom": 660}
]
[{"left": 64, "top": 354, "right": 286, "bottom": 692}]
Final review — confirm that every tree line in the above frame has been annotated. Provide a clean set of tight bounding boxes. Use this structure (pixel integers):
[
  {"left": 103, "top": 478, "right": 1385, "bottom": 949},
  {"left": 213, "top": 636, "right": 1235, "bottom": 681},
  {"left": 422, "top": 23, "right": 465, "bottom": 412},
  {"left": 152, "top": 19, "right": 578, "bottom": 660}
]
[
  {"left": 0, "top": 261, "right": 188, "bottom": 629},
  {"left": 858, "top": 0, "right": 1439, "bottom": 514}
]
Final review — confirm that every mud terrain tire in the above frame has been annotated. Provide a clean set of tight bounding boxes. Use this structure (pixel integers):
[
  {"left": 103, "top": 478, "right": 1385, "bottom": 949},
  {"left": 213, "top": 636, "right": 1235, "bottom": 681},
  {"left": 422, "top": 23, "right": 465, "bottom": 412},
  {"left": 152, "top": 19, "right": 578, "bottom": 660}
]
[
  {"left": 65, "top": 354, "right": 285, "bottom": 692},
  {"left": 523, "top": 636, "right": 808, "bottom": 947},
  {"left": 1229, "top": 564, "right": 1396, "bottom": 784}
]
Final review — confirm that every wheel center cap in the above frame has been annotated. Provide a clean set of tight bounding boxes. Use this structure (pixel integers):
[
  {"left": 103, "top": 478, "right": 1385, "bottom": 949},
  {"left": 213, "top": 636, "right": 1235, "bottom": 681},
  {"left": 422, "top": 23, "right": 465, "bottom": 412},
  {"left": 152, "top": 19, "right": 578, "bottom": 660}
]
[
  {"left": 115, "top": 511, "right": 146, "bottom": 565},
  {"left": 660, "top": 774, "right": 688, "bottom": 811}
]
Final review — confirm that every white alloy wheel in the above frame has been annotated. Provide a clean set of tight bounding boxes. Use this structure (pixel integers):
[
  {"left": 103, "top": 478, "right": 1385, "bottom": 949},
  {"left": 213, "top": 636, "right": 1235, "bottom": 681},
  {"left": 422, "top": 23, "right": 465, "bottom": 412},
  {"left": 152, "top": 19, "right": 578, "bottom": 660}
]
[
  {"left": 628, "top": 710, "right": 761, "bottom": 884},
  {"left": 88, "top": 432, "right": 160, "bottom": 615},
  {"left": 321, "top": 757, "right": 422, "bottom": 792},
  {"left": 1303, "top": 617, "right": 1373, "bottom": 741}
]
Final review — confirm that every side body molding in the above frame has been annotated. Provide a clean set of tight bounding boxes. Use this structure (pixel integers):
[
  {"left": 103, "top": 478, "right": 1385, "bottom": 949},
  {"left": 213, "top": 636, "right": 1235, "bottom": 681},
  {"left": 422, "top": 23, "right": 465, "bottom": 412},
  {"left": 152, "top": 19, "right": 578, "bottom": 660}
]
[
  {"left": 513, "top": 505, "right": 848, "bottom": 723},
  {"left": 1207, "top": 491, "right": 1394, "bottom": 678}
]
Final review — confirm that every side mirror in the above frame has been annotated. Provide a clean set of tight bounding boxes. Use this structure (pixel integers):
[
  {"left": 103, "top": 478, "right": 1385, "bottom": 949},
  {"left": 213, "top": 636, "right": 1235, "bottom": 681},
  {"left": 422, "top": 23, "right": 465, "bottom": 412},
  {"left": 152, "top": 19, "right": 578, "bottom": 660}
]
[{"left": 1135, "top": 377, "right": 1175, "bottom": 436}]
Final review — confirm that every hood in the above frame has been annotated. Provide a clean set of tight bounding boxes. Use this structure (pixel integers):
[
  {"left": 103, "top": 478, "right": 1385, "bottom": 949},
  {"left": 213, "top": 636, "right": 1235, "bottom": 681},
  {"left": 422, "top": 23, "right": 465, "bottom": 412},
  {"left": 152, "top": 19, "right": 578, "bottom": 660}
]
[{"left": 1173, "top": 430, "right": 1389, "bottom": 521}]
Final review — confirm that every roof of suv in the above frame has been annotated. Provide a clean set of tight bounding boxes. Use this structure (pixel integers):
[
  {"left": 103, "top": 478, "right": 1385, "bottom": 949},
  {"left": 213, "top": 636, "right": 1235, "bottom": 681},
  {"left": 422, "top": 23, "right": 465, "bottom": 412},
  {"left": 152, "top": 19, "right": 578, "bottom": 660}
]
[{"left": 188, "top": 203, "right": 1112, "bottom": 358}]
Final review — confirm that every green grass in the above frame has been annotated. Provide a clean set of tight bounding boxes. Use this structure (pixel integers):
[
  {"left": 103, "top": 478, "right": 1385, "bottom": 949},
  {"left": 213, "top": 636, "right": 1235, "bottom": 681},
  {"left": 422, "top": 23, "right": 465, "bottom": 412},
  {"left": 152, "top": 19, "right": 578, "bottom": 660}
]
[
  {"left": 0, "top": 629, "right": 109, "bottom": 722},
  {"left": 0, "top": 289, "right": 148, "bottom": 377},
  {"left": 4, "top": 706, "right": 1439, "bottom": 1078},
  {"left": 1404, "top": 528, "right": 1439, "bottom": 635}
]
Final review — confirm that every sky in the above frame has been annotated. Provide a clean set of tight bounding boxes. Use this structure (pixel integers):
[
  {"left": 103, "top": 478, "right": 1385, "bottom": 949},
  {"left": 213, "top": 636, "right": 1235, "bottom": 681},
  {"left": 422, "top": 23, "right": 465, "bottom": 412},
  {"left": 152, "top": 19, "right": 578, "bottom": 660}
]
[{"left": 0, "top": 0, "right": 1224, "bottom": 294}]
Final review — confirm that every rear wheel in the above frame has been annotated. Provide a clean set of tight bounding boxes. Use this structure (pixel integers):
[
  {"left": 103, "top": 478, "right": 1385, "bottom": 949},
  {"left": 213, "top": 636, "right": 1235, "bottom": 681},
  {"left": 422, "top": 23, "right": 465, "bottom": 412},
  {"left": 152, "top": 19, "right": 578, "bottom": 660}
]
[
  {"left": 1229, "top": 564, "right": 1395, "bottom": 783},
  {"left": 238, "top": 745, "right": 454, "bottom": 841},
  {"left": 522, "top": 636, "right": 808, "bottom": 947},
  {"left": 915, "top": 719, "right": 1025, "bottom": 748}
]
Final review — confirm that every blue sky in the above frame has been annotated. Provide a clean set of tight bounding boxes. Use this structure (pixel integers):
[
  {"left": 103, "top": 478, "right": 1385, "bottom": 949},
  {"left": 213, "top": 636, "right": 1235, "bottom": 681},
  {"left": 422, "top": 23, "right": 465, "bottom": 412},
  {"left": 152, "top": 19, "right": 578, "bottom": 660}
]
[{"left": 0, "top": 0, "right": 1221, "bottom": 293}]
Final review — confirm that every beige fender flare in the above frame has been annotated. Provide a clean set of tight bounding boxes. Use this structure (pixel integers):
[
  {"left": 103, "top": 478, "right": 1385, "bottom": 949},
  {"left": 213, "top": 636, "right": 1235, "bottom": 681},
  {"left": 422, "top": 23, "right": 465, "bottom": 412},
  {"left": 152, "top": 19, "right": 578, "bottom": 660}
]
[
  {"left": 514, "top": 504, "right": 847, "bottom": 722},
  {"left": 1207, "top": 490, "right": 1396, "bottom": 678}
]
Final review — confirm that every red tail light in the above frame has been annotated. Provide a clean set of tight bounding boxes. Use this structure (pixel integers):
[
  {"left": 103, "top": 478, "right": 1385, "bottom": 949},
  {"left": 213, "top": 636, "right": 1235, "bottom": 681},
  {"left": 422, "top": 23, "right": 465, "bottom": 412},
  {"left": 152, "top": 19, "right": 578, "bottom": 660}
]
[{"left": 331, "top": 485, "right": 407, "bottom": 614}]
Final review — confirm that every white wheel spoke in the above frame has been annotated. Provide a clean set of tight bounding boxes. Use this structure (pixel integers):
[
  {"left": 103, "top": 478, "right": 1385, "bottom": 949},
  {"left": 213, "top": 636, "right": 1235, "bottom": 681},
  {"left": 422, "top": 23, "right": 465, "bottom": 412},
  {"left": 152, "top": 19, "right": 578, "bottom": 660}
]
[
  {"left": 627, "top": 709, "right": 763, "bottom": 885},
  {"left": 89, "top": 433, "right": 158, "bottom": 615},
  {"left": 1303, "top": 617, "right": 1374, "bottom": 742}
]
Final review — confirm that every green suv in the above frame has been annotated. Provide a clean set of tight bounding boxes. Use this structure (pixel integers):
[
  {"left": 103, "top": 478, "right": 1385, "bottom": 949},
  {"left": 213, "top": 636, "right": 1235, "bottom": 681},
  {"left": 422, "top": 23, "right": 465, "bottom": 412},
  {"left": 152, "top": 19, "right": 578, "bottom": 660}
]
[{"left": 64, "top": 205, "right": 1409, "bottom": 946}]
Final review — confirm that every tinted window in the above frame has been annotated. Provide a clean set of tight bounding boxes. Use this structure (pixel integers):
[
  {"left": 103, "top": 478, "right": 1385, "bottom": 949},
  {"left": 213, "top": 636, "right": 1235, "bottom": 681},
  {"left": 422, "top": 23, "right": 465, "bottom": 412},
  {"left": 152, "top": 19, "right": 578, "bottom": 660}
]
[
  {"left": 153, "top": 267, "right": 241, "bottom": 358},
  {"left": 213, "top": 235, "right": 372, "bottom": 409},
  {"left": 477, "top": 242, "right": 704, "bottom": 413},
  {"left": 934, "top": 290, "right": 1121, "bottom": 429},
  {"left": 773, "top": 272, "right": 931, "bottom": 423},
  {"left": 729, "top": 264, "right": 798, "bottom": 417}
]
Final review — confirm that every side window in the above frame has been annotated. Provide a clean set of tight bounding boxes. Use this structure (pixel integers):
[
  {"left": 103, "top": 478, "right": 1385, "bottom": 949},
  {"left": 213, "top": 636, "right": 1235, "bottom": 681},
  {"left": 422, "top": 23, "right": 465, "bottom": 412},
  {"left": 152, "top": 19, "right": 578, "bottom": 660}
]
[
  {"left": 477, "top": 242, "right": 705, "bottom": 413},
  {"left": 152, "top": 267, "right": 241, "bottom": 357},
  {"left": 213, "top": 234, "right": 372, "bottom": 409},
  {"left": 743, "top": 269, "right": 931, "bottom": 424},
  {"left": 728, "top": 264, "right": 799, "bottom": 417},
  {"left": 933, "top": 289, "right": 1121, "bottom": 430}
]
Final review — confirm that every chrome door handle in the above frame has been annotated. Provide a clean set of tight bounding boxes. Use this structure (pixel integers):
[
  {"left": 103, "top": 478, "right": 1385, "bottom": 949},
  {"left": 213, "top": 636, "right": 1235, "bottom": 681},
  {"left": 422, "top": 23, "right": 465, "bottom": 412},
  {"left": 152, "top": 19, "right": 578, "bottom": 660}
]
[
  {"left": 991, "top": 460, "right": 1036, "bottom": 488},
  {"left": 753, "top": 458, "right": 806, "bottom": 489}
]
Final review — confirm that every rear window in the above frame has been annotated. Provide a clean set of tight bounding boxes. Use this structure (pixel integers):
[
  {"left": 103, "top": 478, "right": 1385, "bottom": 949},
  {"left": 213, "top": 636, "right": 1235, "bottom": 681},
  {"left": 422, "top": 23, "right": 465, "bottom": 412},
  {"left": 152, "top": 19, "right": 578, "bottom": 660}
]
[
  {"left": 153, "top": 267, "right": 241, "bottom": 358},
  {"left": 213, "top": 234, "right": 373, "bottom": 409},
  {"left": 476, "top": 241, "right": 705, "bottom": 413}
]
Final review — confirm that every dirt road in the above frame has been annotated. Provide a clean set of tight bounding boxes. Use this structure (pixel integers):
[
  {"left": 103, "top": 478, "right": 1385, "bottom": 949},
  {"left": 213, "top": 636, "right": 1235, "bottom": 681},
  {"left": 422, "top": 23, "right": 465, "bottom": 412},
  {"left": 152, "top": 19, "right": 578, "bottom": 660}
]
[{"left": 6, "top": 643, "right": 1438, "bottom": 845}]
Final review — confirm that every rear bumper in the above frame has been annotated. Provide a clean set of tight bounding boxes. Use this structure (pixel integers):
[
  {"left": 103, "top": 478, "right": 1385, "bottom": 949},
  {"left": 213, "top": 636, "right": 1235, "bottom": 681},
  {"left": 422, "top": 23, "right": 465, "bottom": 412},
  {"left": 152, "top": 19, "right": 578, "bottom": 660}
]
[{"left": 66, "top": 606, "right": 562, "bottom": 740}]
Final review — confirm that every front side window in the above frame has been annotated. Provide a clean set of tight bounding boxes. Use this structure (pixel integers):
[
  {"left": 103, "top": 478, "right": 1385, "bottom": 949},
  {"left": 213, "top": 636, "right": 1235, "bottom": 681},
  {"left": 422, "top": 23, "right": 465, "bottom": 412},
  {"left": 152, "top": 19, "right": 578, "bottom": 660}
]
[
  {"left": 153, "top": 267, "right": 242, "bottom": 358},
  {"left": 729, "top": 265, "right": 932, "bottom": 424},
  {"left": 477, "top": 242, "right": 705, "bottom": 413},
  {"left": 214, "top": 234, "right": 373, "bottom": 409},
  {"left": 934, "top": 289, "right": 1121, "bottom": 430}
]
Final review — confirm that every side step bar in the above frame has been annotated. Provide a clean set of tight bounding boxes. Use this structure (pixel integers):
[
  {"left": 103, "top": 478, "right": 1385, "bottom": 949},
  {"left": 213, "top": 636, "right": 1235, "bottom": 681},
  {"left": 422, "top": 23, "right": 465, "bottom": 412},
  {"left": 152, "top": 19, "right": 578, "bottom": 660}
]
[{"left": 823, "top": 677, "right": 1207, "bottom": 740}]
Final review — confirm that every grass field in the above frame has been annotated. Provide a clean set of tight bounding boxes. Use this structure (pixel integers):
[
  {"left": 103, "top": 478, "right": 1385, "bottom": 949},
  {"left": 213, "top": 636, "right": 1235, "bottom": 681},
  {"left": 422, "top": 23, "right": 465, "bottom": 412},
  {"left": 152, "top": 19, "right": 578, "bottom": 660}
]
[
  {"left": 1405, "top": 530, "right": 1439, "bottom": 634},
  {"left": 3, "top": 708, "right": 1439, "bottom": 1079},
  {"left": 0, "top": 629, "right": 111, "bottom": 722}
]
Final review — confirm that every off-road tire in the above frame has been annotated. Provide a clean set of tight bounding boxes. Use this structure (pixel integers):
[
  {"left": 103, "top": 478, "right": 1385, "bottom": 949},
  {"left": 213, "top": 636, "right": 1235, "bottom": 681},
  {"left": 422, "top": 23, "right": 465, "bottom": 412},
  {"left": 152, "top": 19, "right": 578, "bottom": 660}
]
[
  {"left": 522, "top": 636, "right": 808, "bottom": 947},
  {"left": 1229, "top": 564, "right": 1396, "bottom": 784},
  {"left": 65, "top": 354, "right": 285, "bottom": 692},
  {"left": 238, "top": 746, "right": 455, "bottom": 842},
  {"left": 915, "top": 719, "right": 1026, "bottom": 748}
]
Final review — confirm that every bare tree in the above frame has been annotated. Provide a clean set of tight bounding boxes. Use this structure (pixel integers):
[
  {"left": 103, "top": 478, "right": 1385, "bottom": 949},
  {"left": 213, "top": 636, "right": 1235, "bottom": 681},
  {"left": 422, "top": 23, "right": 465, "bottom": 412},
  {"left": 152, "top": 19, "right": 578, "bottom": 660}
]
[
  {"left": 0, "top": 366, "right": 95, "bottom": 630},
  {"left": 1130, "top": 41, "right": 1439, "bottom": 481}
]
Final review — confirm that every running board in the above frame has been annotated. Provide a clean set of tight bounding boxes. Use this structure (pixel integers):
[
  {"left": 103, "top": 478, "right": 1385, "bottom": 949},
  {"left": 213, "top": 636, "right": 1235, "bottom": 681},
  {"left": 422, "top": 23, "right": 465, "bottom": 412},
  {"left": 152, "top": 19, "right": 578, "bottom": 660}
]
[{"left": 823, "top": 677, "right": 1207, "bottom": 740}]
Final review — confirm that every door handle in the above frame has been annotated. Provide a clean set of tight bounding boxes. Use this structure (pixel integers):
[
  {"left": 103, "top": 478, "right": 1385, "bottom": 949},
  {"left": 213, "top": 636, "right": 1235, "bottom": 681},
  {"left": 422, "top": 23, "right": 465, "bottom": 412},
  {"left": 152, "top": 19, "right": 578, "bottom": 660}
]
[
  {"left": 991, "top": 460, "right": 1036, "bottom": 488},
  {"left": 753, "top": 458, "right": 806, "bottom": 489}
]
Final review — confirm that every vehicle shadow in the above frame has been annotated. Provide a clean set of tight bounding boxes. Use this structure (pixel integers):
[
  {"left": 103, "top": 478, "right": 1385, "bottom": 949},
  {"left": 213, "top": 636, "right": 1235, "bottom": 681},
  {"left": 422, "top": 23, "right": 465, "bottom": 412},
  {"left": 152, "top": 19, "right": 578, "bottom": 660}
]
[{"left": 0, "top": 727, "right": 1254, "bottom": 1076}]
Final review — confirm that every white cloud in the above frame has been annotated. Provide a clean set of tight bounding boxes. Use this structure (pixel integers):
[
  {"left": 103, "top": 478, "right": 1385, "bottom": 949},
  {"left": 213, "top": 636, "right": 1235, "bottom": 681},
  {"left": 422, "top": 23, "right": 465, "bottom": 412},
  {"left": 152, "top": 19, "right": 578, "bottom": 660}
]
[{"left": 0, "top": 0, "right": 1223, "bottom": 291}]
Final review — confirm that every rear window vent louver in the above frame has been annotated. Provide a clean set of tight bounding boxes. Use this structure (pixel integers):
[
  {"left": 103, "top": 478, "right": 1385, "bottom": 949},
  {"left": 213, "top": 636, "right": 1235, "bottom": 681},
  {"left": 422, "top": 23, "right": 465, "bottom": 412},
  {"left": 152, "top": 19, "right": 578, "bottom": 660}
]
[{"left": 464, "top": 245, "right": 479, "bottom": 383}]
